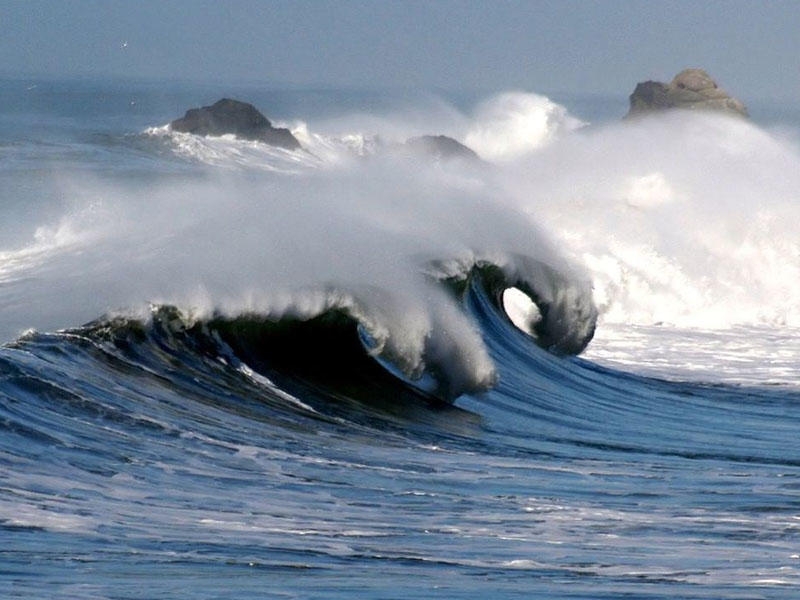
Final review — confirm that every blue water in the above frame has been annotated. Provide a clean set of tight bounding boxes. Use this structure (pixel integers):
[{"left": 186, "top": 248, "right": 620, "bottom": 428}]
[{"left": 1, "top": 78, "right": 799, "bottom": 599}]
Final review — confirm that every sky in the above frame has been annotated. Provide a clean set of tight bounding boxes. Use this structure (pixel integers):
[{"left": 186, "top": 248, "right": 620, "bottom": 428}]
[{"left": 2, "top": 0, "right": 800, "bottom": 101}]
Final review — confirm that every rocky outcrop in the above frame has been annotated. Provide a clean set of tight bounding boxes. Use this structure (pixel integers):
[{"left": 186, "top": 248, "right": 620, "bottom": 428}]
[
  {"left": 170, "top": 98, "right": 301, "bottom": 149},
  {"left": 626, "top": 68, "right": 748, "bottom": 118},
  {"left": 168, "top": 99, "right": 482, "bottom": 161},
  {"left": 403, "top": 135, "right": 480, "bottom": 162}
]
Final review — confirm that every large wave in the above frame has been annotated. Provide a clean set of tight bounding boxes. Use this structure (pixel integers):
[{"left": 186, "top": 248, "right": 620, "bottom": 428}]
[
  {"left": 3, "top": 88, "right": 799, "bottom": 395},
  {"left": 62, "top": 256, "right": 594, "bottom": 407},
  {"left": 0, "top": 120, "right": 596, "bottom": 400}
]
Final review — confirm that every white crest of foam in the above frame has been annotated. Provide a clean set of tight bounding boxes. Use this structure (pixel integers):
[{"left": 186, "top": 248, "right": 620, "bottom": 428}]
[
  {"left": 0, "top": 202, "right": 109, "bottom": 285},
  {"left": 464, "top": 92, "right": 585, "bottom": 161},
  {"left": 146, "top": 125, "right": 320, "bottom": 173},
  {"left": 503, "top": 110, "right": 800, "bottom": 329},
  {"left": 289, "top": 120, "right": 383, "bottom": 164}
]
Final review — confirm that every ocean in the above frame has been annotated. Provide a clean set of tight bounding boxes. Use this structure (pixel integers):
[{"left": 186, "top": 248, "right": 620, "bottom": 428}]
[{"left": 1, "top": 77, "right": 799, "bottom": 599}]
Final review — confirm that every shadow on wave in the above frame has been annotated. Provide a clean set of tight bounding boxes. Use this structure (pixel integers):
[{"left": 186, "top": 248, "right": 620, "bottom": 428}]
[{"left": 68, "top": 305, "right": 484, "bottom": 440}]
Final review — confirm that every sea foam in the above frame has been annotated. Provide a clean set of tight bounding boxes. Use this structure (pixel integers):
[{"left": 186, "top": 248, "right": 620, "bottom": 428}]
[{"left": 500, "top": 110, "right": 800, "bottom": 329}]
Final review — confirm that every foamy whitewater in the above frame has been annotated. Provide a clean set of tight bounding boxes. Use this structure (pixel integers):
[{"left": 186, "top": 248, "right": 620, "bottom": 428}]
[{"left": 1, "top": 79, "right": 799, "bottom": 599}]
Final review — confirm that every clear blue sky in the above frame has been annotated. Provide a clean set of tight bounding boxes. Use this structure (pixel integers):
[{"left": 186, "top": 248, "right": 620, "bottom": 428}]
[{"left": 2, "top": 0, "right": 799, "bottom": 100}]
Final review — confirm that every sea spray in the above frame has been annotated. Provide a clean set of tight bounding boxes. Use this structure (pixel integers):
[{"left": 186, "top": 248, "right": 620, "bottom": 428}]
[
  {"left": 499, "top": 110, "right": 800, "bottom": 328},
  {"left": 464, "top": 91, "right": 585, "bottom": 160},
  {"left": 0, "top": 151, "right": 594, "bottom": 396}
]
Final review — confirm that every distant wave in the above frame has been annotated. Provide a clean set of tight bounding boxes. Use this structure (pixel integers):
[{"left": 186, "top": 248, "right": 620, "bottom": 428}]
[
  {"left": 143, "top": 125, "right": 322, "bottom": 173},
  {"left": 464, "top": 92, "right": 585, "bottom": 160},
  {"left": 142, "top": 90, "right": 582, "bottom": 170}
]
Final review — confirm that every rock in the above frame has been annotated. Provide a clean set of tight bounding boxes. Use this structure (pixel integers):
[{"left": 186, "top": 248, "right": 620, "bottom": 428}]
[
  {"left": 170, "top": 98, "right": 301, "bottom": 150},
  {"left": 626, "top": 68, "right": 747, "bottom": 118},
  {"left": 403, "top": 135, "right": 481, "bottom": 161}
]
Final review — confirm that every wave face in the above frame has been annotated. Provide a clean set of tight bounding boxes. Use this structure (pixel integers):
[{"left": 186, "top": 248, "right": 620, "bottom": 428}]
[{"left": 2, "top": 79, "right": 800, "bottom": 598}]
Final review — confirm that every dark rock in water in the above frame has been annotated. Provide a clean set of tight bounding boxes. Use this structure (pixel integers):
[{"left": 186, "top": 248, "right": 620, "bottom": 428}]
[
  {"left": 627, "top": 68, "right": 748, "bottom": 118},
  {"left": 403, "top": 135, "right": 480, "bottom": 161},
  {"left": 170, "top": 98, "right": 301, "bottom": 150},
  {"left": 628, "top": 80, "right": 672, "bottom": 111}
]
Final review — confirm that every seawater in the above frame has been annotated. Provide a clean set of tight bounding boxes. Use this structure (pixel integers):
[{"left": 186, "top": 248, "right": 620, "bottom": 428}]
[{"left": 1, "top": 77, "right": 800, "bottom": 599}]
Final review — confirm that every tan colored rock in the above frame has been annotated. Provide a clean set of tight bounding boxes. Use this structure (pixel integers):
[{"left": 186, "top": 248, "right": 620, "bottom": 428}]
[{"left": 626, "top": 68, "right": 747, "bottom": 119}]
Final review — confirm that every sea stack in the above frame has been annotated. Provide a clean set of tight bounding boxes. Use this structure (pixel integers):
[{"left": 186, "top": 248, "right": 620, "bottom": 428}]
[
  {"left": 626, "top": 68, "right": 748, "bottom": 119},
  {"left": 170, "top": 98, "right": 301, "bottom": 150}
]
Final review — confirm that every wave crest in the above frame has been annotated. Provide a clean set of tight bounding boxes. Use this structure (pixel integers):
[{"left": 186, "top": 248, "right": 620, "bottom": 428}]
[
  {"left": 464, "top": 92, "right": 585, "bottom": 160},
  {"left": 67, "top": 250, "right": 596, "bottom": 404}
]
